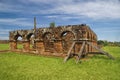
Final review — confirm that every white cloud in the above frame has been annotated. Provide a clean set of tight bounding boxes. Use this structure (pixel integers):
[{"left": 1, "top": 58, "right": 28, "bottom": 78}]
[
  {"left": 48, "top": 0, "right": 120, "bottom": 19},
  {"left": 0, "top": 0, "right": 120, "bottom": 20},
  {"left": 45, "top": 15, "right": 58, "bottom": 18},
  {"left": 93, "top": 26, "right": 120, "bottom": 33},
  {"left": 0, "top": 29, "right": 10, "bottom": 35},
  {"left": 0, "top": 36, "right": 9, "bottom": 40},
  {"left": 0, "top": 18, "right": 33, "bottom": 27},
  {"left": 0, "top": 3, "right": 23, "bottom": 12}
]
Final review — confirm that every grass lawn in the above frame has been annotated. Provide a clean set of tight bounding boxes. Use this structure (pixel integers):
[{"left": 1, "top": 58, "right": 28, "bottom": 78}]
[
  {"left": 0, "top": 44, "right": 9, "bottom": 50},
  {"left": 0, "top": 44, "right": 120, "bottom": 80}
]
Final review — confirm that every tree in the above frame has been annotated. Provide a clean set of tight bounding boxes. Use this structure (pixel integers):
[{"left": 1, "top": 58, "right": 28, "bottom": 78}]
[
  {"left": 97, "top": 40, "right": 108, "bottom": 46},
  {"left": 50, "top": 22, "right": 55, "bottom": 28},
  {"left": 97, "top": 40, "right": 104, "bottom": 45}
]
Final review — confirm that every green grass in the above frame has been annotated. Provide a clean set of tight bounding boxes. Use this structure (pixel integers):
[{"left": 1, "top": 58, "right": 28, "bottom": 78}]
[
  {"left": 0, "top": 43, "right": 32, "bottom": 50},
  {"left": 0, "top": 43, "right": 25, "bottom": 50},
  {"left": 0, "top": 44, "right": 9, "bottom": 50},
  {"left": 0, "top": 45, "right": 120, "bottom": 80},
  {"left": 17, "top": 44, "right": 23, "bottom": 49}
]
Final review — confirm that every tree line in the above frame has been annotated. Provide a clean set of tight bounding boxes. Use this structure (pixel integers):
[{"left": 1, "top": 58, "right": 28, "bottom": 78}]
[{"left": 97, "top": 40, "right": 120, "bottom": 47}]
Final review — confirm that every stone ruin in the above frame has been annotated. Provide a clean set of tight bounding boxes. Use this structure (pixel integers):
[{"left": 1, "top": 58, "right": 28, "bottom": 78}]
[{"left": 9, "top": 23, "right": 114, "bottom": 62}]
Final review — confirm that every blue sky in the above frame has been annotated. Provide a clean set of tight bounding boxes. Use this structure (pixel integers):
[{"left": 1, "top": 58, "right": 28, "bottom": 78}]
[{"left": 0, "top": 0, "right": 120, "bottom": 41}]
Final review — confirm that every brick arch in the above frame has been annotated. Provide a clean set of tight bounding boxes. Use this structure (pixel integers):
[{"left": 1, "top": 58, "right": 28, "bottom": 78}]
[
  {"left": 60, "top": 30, "right": 76, "bottom": 53},
  {"left": 42, "top": 32, "right": 54, "bottom": 52},
  {"left": 25, "top": 33, "right": 35, "bottom": 50},
  {"left": 42, "top": 32, "right": 53, "bottom": 38},
  {"left": 13, "top": 33, "right": 23, "bottom": 50},
  {"left": 13, "top": 31, "right": 23, "bottom": 41},
  {"left": 26, "top": 33, "right": 34, "bottom": 40},
  {"left": 60, "top": 31, "right": 75, "bottom": 39},
  {"left": 59, "top": 26, "right": 77, "bottom": 39},
  {"left": 25, "top": 30, "right": 34, "bottom": 40}
]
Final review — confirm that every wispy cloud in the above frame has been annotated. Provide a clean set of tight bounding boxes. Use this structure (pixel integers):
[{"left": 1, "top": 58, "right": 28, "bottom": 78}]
[
  {"left": 48, "top": 0, "right": 120, "bottom": 19},
  {"left": 0, "top": 36, "right": 9, "bottom": 40},
  {"left": 0, "top": 0, "right": 120, "bottom": 41},
  {"left": 0, "top": 18, "right": 33, "bottom": 27},
  {"left": 0, "top": 30, "right": 10, "bottom": 35},
  {"left": 0, "top": 0, "right": 120, "bottom": 19}
]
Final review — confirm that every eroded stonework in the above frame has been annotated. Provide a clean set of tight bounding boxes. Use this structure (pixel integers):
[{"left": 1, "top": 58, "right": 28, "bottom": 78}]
[{"left": 9, "top": 24, "right": 97, "bottom": 57}]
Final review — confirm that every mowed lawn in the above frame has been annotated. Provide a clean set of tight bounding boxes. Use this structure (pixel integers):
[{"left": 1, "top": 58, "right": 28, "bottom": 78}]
[
  {"left": 0, "top": 44, "right": 9, "bottom": 50},
  {"left": 0, "top": 44, "right": 120, "bottom": 80}
]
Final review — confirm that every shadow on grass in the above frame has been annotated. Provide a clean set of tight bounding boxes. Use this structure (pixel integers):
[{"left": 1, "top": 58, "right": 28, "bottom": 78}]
[{"left": 90, "top": 55, "right": 114, "bottom": 60}]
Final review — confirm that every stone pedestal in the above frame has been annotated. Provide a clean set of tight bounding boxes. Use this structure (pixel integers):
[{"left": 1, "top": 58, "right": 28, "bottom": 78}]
[
  {"left": 23, "top": 41, "right": 30, "bottom": 52},
  {"left": 10, "top": 41, "right": 17, "bottom": 51},
  {"left": 54, "top": 40, "right": 63, "bottom": 53}
]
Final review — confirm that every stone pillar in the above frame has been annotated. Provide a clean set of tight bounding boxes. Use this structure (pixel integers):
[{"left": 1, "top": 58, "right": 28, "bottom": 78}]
[
  {"left": 88, "top": 42, "right": 92, "bottom": 52},
  {"left": 54, "top": 40, "right": 63, "bottom": 53},
  {"left": 9, "top": 41, "right": 17, "bottom": 51},
  {"left": 36, "top": 41, "right": 44, "bottom": 54},
  {"left": 85, "top": 43, "right": 88, "bottom": 53},
  {"left": 74, "top": 42, "right": 81, "bottom": 54},
  {"left": 23, "top": 41, "right": 30, "bottom": 52}
]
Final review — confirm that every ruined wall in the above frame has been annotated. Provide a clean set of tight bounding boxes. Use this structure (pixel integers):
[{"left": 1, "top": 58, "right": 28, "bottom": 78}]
[{"left": 9, "top": 24, "right": 97, "bottom": 56}]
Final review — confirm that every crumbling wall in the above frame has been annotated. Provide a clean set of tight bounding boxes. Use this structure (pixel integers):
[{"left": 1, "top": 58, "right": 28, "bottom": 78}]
[{"left": 9, "top": 24, "right": 97, "bottom": 56}]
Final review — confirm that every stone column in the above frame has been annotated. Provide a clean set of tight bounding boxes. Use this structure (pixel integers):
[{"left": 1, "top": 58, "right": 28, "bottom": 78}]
[
  {"left": 23, "top": 40, "right": 30, "bottom": 52},
  {"left": 9, "top": 41, "right": 17, "bottom": 51},
  {"left": 54, "top": 40, "right": 63, "bottom": 53}
]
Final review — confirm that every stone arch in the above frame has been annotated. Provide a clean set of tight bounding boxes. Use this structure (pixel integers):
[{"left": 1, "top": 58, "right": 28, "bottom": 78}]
[
  {"left": 60, "top": 30, "right": 75, "bottom": 53},
  {"left": 17, "top": 36, "right": 23, "bottom": 50},
  {"left": 26, "top": 33, "right": 34, "bottom": 40},
  {"left": 13, "top": 33, "right": 23, "bottom": 50},
  {"left": 42, "top": 32, "right": 54, "bottom": 52},
  {"left": 26, "top": 33, "right": 35, "bottom": 49},
  {"left": 59, "top": 26, "right": 76, "bottom": 39},
  {"left": 14, "top": 35, "right": 19, "bottom": 41}
]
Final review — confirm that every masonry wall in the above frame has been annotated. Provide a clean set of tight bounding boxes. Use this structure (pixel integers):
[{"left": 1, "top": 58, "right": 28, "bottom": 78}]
[{"left": 9, "top": 24, "right": 98, "bottom": 57}]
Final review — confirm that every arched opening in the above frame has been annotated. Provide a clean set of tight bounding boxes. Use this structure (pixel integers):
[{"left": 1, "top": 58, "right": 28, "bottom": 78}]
[
  {"left": 26, "top": 33, "right": 35, "bottom": 50},
  {"left": 43, "top": 32, "right": 54, "bottom": 52},
  {"left": 15, "top": 35, "right": 23, "bottom": 50},
  {"left": 61, "top": 31, "right": 75, "bottom": 53}
]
